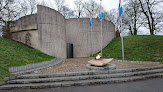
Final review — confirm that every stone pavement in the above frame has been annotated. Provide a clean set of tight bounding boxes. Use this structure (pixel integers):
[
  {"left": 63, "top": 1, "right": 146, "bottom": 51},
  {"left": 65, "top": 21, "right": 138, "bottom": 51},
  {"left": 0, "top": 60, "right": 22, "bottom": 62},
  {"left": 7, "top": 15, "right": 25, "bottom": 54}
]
[{"left": 32, "top": 58, "right": 161, "bottom": 74}]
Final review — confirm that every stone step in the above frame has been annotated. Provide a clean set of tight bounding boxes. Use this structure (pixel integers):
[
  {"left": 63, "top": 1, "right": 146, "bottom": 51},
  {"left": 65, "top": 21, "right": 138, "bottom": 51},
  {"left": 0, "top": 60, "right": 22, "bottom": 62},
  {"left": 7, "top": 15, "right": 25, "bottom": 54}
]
[
  {"left": 1, "top": 73, "right": 163, "bottom": 90},
  {"left": 17, "top": 65, "right": 163, "bottom": 79},
  {"left": 8, "top": 68, "right": 163, "bottom": 84}
]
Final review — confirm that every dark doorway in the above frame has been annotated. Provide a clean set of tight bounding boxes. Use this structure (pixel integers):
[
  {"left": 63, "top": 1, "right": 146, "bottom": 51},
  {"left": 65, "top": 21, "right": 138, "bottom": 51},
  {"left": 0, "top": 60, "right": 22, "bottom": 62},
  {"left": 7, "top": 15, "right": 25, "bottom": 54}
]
[{"left": 67, "top": 43, "right": 73, "bottom": 58}]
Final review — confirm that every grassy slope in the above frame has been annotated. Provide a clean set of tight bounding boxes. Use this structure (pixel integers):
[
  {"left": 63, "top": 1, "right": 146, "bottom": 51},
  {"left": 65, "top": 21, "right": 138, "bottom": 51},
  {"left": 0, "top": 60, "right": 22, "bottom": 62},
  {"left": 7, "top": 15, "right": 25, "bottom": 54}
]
[
  {"left": 0, "top": 37, "right": 54, "bottom": 82},
  {"left": 93, "top": 35, "right": 163, "bottom": 61}
]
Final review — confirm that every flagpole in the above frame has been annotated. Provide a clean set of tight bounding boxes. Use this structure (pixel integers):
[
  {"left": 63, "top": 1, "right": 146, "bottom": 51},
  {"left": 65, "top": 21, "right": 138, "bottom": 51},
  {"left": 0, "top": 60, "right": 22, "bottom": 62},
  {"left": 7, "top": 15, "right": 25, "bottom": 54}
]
[
  {"left": 91, "top": 18, "right": 93, "bottom": 56},
  {"left": 100, "top": 0, "right": 103, "bottom": 57},
  {"left": 121, "top": 36, "right": 124, "bottom": 60},
  {"left": 119, "top": 0, "right": 124, "bottom": 60},
  {"left": 89, "top": 11, "right": 93, "bottom": 57},
  {"left": 101, "top": 18, "right": 103, "bottom": 57},
  {"left": 121, "top": 17, "right": 124, "bottom": 60}
]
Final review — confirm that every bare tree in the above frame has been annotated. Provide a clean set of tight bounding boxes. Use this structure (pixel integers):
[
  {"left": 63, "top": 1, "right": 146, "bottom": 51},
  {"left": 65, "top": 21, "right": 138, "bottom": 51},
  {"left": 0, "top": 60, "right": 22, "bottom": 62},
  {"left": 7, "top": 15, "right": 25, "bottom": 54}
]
[
  {"left": 105, "top": 9, "right": 118, "bottom": 25},
  {"left": 18, "top": 0, "right": 38, "bottom": 15},
  {"left": 28, "top": 0, "right": 38, "bottom": 15},
  {"left": 53, "top": 0, "right": 65, "bottom": 12},
  {"left": 74, "top": 0, "right": 84, "bottom": 18},
  {"left": 52, "top": 0, "right": 74, "bottom": 18},
  {"left": 138, "top": 0, "right": 163, "bottom": 35},
  {"left": 82, "top": 0, "right": 100, "bottom": 18},
  {"left": 122, "top": 0, "right": 142, "bottom": 35},
  {"left": 61, "top": 6, "right": 74, "bottom": 19},
  {"left": 0, "top": 0, "right": 20, "bottom": 38},
  {"left": 17, "top": 0, "right": 28, "bottom": 16}
]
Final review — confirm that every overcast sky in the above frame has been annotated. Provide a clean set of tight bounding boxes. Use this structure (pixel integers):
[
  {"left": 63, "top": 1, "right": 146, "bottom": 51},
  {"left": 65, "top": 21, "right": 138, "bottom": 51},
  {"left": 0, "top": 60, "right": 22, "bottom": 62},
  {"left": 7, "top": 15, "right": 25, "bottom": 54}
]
[
  {"left": 68, "top": 0, "right": 119, "bottom": 12},
  {"left": 39, "top": 0, "right": 119, "bottom": 12}
]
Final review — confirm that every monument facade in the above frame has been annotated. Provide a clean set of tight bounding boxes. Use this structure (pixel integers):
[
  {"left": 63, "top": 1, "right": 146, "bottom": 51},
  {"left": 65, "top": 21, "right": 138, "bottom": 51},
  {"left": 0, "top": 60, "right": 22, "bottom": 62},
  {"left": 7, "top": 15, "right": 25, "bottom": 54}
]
[{"left": 10, "top": 5, "right": 115, "bottom": 58}]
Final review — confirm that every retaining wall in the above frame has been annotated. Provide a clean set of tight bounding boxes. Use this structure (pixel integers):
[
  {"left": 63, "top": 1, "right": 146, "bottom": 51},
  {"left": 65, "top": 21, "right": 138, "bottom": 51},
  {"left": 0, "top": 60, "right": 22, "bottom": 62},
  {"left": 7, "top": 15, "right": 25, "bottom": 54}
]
[{"left": 10, "top": 14, "right": 38, "bottom": 48}]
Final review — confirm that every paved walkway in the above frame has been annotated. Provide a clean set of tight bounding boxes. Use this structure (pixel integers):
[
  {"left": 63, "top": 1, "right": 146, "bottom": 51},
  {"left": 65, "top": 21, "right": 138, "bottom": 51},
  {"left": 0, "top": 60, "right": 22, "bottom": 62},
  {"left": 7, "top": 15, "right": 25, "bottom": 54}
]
[{"left": 32, "top": 58, "right": 161, "bottom": 74}]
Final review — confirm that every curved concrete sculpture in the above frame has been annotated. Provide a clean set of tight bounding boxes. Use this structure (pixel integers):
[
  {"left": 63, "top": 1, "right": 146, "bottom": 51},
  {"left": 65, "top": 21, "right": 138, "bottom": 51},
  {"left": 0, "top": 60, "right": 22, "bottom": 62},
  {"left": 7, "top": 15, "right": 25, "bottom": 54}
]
[
  {"left": 87, "top": 58, "right": 116, "bottom": 70},
  {"left": 88, "top": 58, "right": 114, "bottom": 66}
]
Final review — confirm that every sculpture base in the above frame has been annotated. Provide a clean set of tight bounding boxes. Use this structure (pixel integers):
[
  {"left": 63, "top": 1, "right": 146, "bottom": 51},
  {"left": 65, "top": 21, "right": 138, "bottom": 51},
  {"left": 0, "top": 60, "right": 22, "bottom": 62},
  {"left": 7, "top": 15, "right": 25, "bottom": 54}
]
[
  {"left": 88, "top": 58, "right": 114, "bottom": 66},
  {"left": 86, "top": 63, "right": 116, "bottom": 71}
]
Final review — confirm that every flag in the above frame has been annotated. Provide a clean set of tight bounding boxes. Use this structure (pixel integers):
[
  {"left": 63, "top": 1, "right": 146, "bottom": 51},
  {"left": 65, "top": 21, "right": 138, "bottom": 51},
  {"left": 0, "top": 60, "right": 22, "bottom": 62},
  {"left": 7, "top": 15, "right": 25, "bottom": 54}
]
[
  {"left": 99, "top": 12, "right": 104, "bottom": 22},
  {"left": 119, "top": 0, "right": 123, "bottom": 17},
  {"left": 90, "top": 17, "right": 93, "bottom": 27},
  {"left": 99, "top": 0, "right": 104, "bottom": 22},
  {"left": 90, "top": 13, "right": 93, "bottom": 27}
]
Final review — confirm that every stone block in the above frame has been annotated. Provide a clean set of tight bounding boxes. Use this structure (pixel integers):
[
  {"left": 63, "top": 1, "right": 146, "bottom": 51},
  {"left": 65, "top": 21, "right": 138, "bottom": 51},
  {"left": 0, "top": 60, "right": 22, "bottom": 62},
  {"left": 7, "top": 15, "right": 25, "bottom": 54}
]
[
  {"left": 4, "top": 77, "right": 9, "bottom": 82},
  {"left": 9, "top": 76, "right": 16, "bottom": 80},
  {"left": 0, "top": 82, "right": 3, "bottom": 86}
]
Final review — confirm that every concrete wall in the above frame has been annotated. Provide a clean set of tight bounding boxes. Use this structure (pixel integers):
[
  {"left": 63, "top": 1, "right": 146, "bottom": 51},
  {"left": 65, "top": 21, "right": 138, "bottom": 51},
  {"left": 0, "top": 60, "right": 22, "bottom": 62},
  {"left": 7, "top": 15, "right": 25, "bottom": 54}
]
[
  {"left": 37, "top": 5, "right": 67, "bottom": 58},
  {"left": 15, "top": 14, "right": 37, "bottom": 26},
  {"left": 10, "top": 5, "right": 115, "bottom": 58},
  {"left": 10, "top": 14, "right": 38, "bottom": 48},
  {"left": 66, "top": 18, "right": 115, "bottom": 57},
  {"left": 11, "top": 30, "right": 38, "bottom": 48}
]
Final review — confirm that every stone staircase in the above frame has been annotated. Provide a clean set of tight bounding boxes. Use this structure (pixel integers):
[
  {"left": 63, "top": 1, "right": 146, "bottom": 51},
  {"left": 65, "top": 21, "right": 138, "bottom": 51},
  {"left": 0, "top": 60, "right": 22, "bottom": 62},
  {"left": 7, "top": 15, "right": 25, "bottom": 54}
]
[{"left": 1, "top": 65, "right": 163, "bottom": 90}]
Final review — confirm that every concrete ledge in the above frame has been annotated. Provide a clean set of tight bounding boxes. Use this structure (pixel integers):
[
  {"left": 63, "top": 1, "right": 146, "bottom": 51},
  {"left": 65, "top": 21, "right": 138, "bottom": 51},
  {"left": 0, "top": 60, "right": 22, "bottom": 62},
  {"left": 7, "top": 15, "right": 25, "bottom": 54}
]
[
  {"left": 10, "top": 24, "right": 37, "bottom": 33},
  {"left": 9, "top": 58, "right": 64, "bottom": 75},
  {"left": 0, "top": 58, "right": 64, "bottom": 86},
  {"left": 116, "top": 60, "right": 161, "bottom": 64}
]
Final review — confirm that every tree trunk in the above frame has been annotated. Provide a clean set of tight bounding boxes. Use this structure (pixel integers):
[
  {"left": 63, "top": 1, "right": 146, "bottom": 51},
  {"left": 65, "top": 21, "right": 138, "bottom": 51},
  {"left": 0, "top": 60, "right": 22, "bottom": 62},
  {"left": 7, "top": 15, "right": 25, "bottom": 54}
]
[
  {"left": 129, "top": 25, "right": 133, "bottom": 35},
  {"left": 3, "top": 22, "right": 11, "bottom": 39},
  {"left": 134, "top": 11, "right": 137, "bottom": 35},
  {"left": 139, "top": 0, "right": 155, "bottom": 35}
]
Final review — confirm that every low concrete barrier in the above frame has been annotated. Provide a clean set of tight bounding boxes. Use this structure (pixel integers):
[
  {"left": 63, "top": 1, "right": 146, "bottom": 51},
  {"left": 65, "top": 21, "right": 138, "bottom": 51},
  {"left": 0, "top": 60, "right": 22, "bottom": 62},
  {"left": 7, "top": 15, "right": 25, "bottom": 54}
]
[
  {"left": 8, "top": 58, "right": 64, "bottom": 75},
  {"left": 116, "top": 60, "right": 160, "bottom": 64}
]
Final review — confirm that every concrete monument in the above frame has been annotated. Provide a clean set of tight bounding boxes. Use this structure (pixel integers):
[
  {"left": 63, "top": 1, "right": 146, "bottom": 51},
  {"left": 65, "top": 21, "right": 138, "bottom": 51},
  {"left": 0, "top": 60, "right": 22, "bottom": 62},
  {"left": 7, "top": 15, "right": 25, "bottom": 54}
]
[{"left": 9, "top": 5, "right": 116, "bottom": 58}]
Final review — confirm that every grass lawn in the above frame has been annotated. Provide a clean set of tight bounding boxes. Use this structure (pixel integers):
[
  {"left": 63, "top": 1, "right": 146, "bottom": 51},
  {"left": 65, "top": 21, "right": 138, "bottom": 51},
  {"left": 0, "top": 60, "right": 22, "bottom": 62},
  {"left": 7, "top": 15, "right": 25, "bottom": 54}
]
[
  {"left": 93, "top": 35, "right": 163, "bottom": 62},
  {"left": 0, "top": 37, "right": 54, "bottom": 82}
]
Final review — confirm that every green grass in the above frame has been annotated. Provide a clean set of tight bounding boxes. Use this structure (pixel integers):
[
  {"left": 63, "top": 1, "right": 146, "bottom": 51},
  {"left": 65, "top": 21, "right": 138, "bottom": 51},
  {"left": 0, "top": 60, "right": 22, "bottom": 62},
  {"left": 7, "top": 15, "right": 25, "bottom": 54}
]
[
  {"left": 0, "top": 37, "right": 54, "bottom": 82},
  {"left": 93, "top": 35, "right": 163, "bottom": 62}
]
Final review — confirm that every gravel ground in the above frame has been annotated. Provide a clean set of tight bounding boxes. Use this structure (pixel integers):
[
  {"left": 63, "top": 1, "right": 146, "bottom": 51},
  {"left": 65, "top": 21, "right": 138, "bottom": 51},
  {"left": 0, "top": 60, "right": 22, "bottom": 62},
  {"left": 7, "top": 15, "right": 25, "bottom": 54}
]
[{"left": 32, "top": 58, "right": 162, "bottom": 74}]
